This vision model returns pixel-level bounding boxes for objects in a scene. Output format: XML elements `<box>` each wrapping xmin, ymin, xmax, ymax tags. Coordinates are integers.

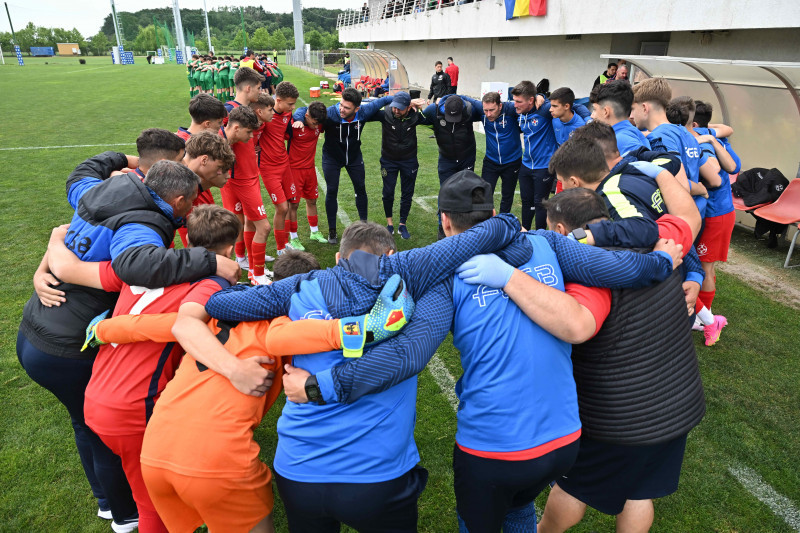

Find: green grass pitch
<box><xmin>0</xmin><ymin>56</ymin><xmax>798</xmax><ymax>532</ymax></box>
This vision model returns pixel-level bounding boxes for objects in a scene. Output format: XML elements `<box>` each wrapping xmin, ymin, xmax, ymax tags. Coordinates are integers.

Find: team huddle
<box><xmin>16</xmin><ymin>64</ymin><xmax>739</xmax><ymax>533</ymax></box>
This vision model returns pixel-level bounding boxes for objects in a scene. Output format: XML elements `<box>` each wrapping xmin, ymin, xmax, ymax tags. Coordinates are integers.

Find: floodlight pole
<box><xmin>240</xmin><ymin>7</ymin><xmax>247</xmax><ymax>50</ymax></box>
<box><xmin>293</xmin><ymin>0</ymin><xmax>304</xmax><ymax>52</ymax></box>
<box><xmin>109</xmin><ymin>0</ymin><xmax>122</xmax><ymax>49</ymax></box>
<box><xmin>4</xmin><ymin>2</ymin><xmax>16</xmax><ymax>44</ymax></box>
<box><xmin>202</xmin><ymin>0</ymin><xmax>212</xmax><ymax>53</ymax></box>
<box><xmin>172</xmin><ymin>0</ymin><xmax>186</xmax><ymax>54</ymax></box>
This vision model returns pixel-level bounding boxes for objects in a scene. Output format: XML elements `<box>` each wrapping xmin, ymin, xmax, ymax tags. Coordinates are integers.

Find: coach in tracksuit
<box><xmin>375</xmin><ymin>92</ymin><xmax>430</xmax><ymax>239</ymax></box>
<box><xmin>293</xmin><ymin>88</ymin><xmax>392</xmax><ymax>244</ymax></box>
<box><xmin>427</xmin><ymin>61</ymin><xmax>452</xmax><ymax>103</ymax></box>
<box><xmin>463</xmin><ymin>91</ymin><xmax>522</xmax><ymax>214</ymax></box>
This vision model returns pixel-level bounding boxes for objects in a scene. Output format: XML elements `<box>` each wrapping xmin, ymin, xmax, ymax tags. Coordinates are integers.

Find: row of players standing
<box><xmin>187</xmin><ymin>50</ymin><xmax>281</xmax><ymax>101</ymax></box>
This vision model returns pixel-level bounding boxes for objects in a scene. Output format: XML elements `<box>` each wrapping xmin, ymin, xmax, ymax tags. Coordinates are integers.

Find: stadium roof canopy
<box><xmin>344</xmin><ymin>48</ymin><xmax>410</xmax><ymax>94</ymax></box>
<box><xmin>605</xmin><ymin>55</ymin><xmax>800</xmax><ymax>180</ymax></box>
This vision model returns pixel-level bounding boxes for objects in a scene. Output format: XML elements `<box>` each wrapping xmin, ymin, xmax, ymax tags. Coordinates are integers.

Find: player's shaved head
<box><xmin>592</xmin><ymin>80</ymin><xmax>634</xmax><ymax>119</ymax></box>
<box><xmin>136</xmin><ymin>128</ymin><xmax>186</xmax><ymax>167</ymax></box>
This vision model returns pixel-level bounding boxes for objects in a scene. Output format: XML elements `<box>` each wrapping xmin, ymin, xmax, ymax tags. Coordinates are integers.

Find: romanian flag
<box><xmin>505</xmin><ymin>0</ymin><xmax>547</xmax><ymax>19</ymax></box>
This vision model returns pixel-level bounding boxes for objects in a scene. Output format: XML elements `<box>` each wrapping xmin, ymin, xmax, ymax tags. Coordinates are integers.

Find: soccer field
<box><xmin>0</xmin><ymin>56</ymin><xmax>798</xmax><ymax>532</ymax></box>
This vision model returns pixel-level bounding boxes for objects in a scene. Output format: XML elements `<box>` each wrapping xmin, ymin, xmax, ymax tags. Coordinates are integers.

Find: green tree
<box><xmin>305</xmin><ymin>29</ymin><xmax>323</xmax><ymax>50</ymax></box>
<box><xmin>250</xmin><ymin>27</ymin><xmax>271</xmax><ymax>50</ymax></box>
<box><xmin>270</xmin><ymin>29</ymin><xmax>287</xmax><ymax>51</ymax></box>
<box><xmin>89</xmin><ymin>31</ymin><xmax>110</xmax><ymax>55</ymax></box>
<box><xmin>132</xmin><ymin>25</ymin><xmax>158</xmax><ymax>54</ymax></box>
<box><xmin>323</xmin><ymin>32</ymin><xmax>342</xmax><ymax>51</ymax></box>
<box><xmin>230</xmin><ymin>28</ymin><xmax>247</xmax><ymax>52</ymax></box>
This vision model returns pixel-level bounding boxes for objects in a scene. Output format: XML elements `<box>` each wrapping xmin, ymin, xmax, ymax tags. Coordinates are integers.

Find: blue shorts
<box><xmin>556</xmin><ymin>434</ymin><xmax>687</xmax><ymax>515</ymax></box>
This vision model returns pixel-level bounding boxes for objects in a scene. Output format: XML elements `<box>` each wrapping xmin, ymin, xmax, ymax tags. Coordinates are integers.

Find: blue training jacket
<box><xmin>472</xmin><ymin>98</ymin><xmax>522</xmax><ymax>165</ymax></box>
<box><xmin>453</xmin><ymin>233</ymin><xmax>580</xmax><ymax>453</ymax></box>
<box><xmin>518</xmin><ymin>98</ymin><xmax>558</xmax><ymax>170</ymax></box>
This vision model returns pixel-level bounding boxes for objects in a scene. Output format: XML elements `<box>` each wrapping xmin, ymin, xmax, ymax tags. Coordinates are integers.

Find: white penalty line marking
<box><xmin>0</xmin><ymin>143</ymin><xmax>134</xmax><ymax>151</ymax></box>
<box><xmin>314</xmin><ymin>167</ymin><xmax>352</xmax><ymax>226</ymax></box>
<box><xmin>728</xmin><ymin>464</ymin><xmax>800</xmax><ymax>531</ymax></box>
<box><xmin>426</xmin><ymin>354</ymin><xmax>459</xmax><ymax>412</ymax></box>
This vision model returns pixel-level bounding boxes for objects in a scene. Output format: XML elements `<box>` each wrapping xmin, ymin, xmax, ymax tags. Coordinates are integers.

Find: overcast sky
<box><xmin>1</xmin><ymin>1</ymin><xmax>364</xmax><ymax>37</ymax></box>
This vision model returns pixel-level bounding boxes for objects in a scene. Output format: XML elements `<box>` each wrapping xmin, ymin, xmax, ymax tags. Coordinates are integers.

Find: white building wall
<box><xmin>382</xmin><ymin>34</ymin><xmax>613</xmax><ymax>99</ymax></box>
<box><xmin>667</xmin><ymin>29</ymin><xmax>800</xmax><ymax>62</ymax></box>
<box><xmin>341</xmin><ymin>0</ymin><xmax>800</xmax><ymax>44</ymax></box>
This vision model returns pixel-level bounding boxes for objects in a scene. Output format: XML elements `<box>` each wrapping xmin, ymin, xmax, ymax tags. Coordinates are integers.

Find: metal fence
<box><xmin>284</xmin><ymin>49</ymin><xmax>327</xmax><ymax>77</ymax></box>
<box><xmin>337</xmin><ymin>0</ymin><xmax>486</xmax><ymax>28</ymax></box>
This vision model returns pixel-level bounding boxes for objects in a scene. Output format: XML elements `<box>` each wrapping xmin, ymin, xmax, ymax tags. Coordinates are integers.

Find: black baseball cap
<box><xmin>439</xmin><ymin>170</ymin><xmax>494</xmax><ymax>213</ymax></box>
<box><xmin>444</xmin><ymin>96</ymin><xmax>464</xmax><ymax>123</ymax></box>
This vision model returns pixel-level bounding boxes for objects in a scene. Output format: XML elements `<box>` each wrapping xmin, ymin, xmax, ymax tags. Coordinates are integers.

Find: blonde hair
<box><xmin>632</xmin><ymin>77</ymin><xmax>672</xmax><ymax>109</ymax></box>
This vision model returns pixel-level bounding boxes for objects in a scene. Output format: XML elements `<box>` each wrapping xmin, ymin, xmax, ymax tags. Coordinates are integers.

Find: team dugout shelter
<box><xmin>345</xmin><ymin>48</ymin><xmax>411</xmax><ymax>95</ymax></box>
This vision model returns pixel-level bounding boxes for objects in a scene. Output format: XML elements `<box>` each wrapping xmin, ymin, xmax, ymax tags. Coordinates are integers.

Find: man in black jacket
<box><xmin>375</xmin><ymin>92</ymin><xmax>431</xmax><ymax>239</ymax></box>
<box><xmin>427</xmin><ymin>61</ymin><xmax>452</xmax><ymax>103</ymax></box>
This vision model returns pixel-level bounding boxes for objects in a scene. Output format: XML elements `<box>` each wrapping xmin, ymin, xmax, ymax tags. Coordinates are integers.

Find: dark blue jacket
<box><xmin>296</xmin><ymin>96</ymin><xmax>392</xmax><ymax>167</ymax></box>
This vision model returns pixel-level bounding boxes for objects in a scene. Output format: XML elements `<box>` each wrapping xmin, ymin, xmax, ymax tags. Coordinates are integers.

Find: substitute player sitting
<box><xmin>288</xmin><ymin>101</ymin><xmax>329</xmax><ymax>244</ymax></box>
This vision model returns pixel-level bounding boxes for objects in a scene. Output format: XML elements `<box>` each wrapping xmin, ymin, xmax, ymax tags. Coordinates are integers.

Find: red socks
<box><xmin>243</xmin><ymin>231</ymin><xmax>255</xmax><ymax>270</ymax></box>
<box><xmin>308</xmin><ymin>215</ymin><xmax>318</xmax><ymax>228</ymax></box>
<box><xmin>251</xmin><ymin>241</ymin><xmax>267</xmax><ymax>276</ymax></box>
<box><xmin>698</xmin><ymin>289</ymin><xmax>716</xmax><ymax>310</ymax></box>
<box><xmin>235</xmin><ymin>240</ymin><xmax>246</xmax><ymax>258</ymax></box>
<box><xmin>287</xmin><ymin>220</ymin><xmax>298</xmax><ymax>233</ymax></box>
<box><xmin>275</xmin><ymin>229</ymin><xmax>288</xmax><ymax>251</ymax></box>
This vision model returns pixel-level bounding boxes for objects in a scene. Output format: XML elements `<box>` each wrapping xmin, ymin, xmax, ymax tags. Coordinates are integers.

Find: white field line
<box><xmin>315</xmin><ymin>167</ymin><xmax>352</xmax><ymax>226</ymax></box>
<box><xmin>0</xmin><ymin>143</ymin><xmax>134</xmax><ymax>151</ymax></box>
<box><xmin>728</xmin><ymin>465</ymin><xmax>800</xmax><ymax>531</ymax></box>
<box><xmin>64</xmin><ymin>66</ymin><xmax>113</xmax><ymax>74</ymax></box>
<box><xmin>414</xmin><ymin>191</ymin><xmax>520</xmax><ymax>214</ymax></box>
<box><xmin>426</xmin><ymin>354</ymin><xmax>459</xmax><ymax>411</ymax></box>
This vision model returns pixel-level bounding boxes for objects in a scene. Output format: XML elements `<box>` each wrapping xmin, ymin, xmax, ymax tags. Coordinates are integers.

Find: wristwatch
<box><xmin>304</xmin><ymin>375</ymin><xmax>325</xmax><ymax>405</ymax></box>
<box><xmin>570</xmin><ymin>227</ymin><xmax>589</xmax><ymax>244</ymax></box>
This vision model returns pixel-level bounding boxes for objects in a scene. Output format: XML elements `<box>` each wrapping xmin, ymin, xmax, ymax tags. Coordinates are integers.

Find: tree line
<box><xmin>1</xmin><ymin>6</ymin><xmax>362</xmax><ymax>55</ymax></box>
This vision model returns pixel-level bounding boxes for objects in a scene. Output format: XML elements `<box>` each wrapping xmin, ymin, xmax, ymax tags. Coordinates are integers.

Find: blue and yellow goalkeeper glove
<box><xmin>81</xmin><ymin>310</ymin><xmax>110</xmax><ymax>352</ymax></box>
<box><xmin>339</xmin><ymin>274</ymin><xmax>415</xmax><ymax>358</ymax></box>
